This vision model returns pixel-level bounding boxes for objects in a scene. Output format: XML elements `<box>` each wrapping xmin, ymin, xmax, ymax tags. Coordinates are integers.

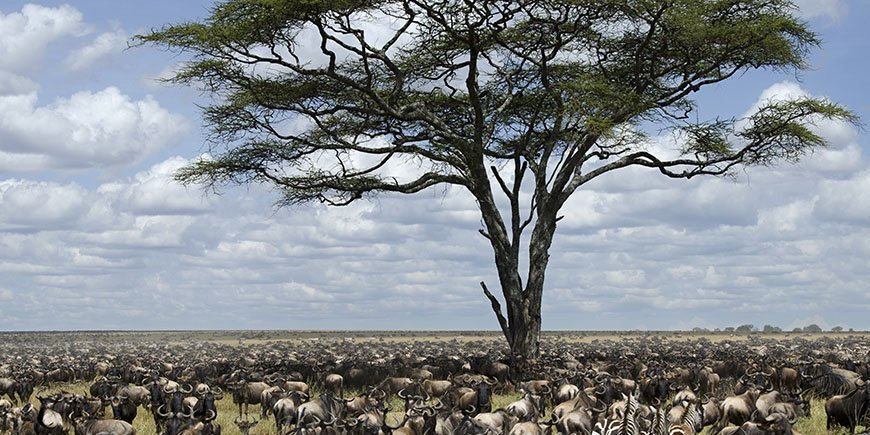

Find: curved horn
<box><xmin>157</xmin><ymin>404</ymin><xmax>170</xmax><ymax>418</ymax></box>
<box><xmin>397</xmin><ymin>388</ymin><xmax>409</xmax><ymax>400</ymax></box>
<box><xmin>541</xmin><ymin>384</ymin><xmax>552</xmax><ymax>395</ymax></box>
<box><xmin>180</xmin><ymin>383</ymin><xmax>193</xmax><ymax>394</ymax></box>
<box><xmin>591</xmin><ymin>400</ymin><xmax>607</xmax><ymax>414</ymax></box>
<box><xmin>205</xmin><ymin>409</ymin><xmax>216</xmax><ymax>421</ymax></box>
<box><xmin>484</xmin><ymin>376</ymin><xmax>497</xmax><ymax>386</ymax></box>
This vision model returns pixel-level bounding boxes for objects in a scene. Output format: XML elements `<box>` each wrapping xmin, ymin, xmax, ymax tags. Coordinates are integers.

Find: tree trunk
<box><xmin>509</xmin><ymin>303</ymin><xmax>541</xmax><ymax>360</ymax></box>
<box><xmin>482</xmin><ymin>279</ymin><xmax>541</xmax><ymax>365</ymax></box>
<box><xmin>480</xmin><ymin>216</ymin><xmax>554</xmax><ymax>365</ymax></box>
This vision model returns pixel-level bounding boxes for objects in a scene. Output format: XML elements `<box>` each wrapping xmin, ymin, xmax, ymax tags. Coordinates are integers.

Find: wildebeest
<box><xmin>233</xmin><ymin>417</ymin><xmax>258</xmax><ymax>435</ymax></box>
<box><xmin>34</xmin><ymin>396</ymin><xmax>65</xmax><ymax>435</ymax></box>
<box><xmin>179</xmin><ymin>420</ymin><xmax>221</xmax><ymax>435</ymax></box>
<box><xmin>72</xmin><ymin>413</ymin><xmax>136</xmax><ymax>435</ymax></box>
<box><xmin>0</xmin><ymin>379</ymin><xmax>17</xmax><ymax>404</ymax></box>
<box><xmin>226</xmin><ymin>381</ymin><xmax>270</xmax><ymax>417</ymax></box>
<box><xmin>324</xmin><ymin>374</ymin><xmax>344</xmax><ymax>398</ymax></box>
<box><xmin>377</xmin><ymin>377</ymin><xmax>415</xmax><ymax>398</ymax></box>
<box><xmin>296</xmin><ymin>394</ymin><xmax>346</xmax><ymax>428</ymax></box>
<box><xmin>420</xmin><ymin>379</ymin><xmax>453</xmax><ymax>398</ymax></box>
<box><xmin>712</xmin><ymin>388</ymin><xmax>762</xmax><ymax>433</ymax></box>
<box><xmin>272</xmin><ymin>390</ymin><xmax>308</xmax><ymax>433</ymax></box>
<box><xmin>825</xmin><ymin>380</ymin><xmax>870</xmax><ymax>433</ymax></box>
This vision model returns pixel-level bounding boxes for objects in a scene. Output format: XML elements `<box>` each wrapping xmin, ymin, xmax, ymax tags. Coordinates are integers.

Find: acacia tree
<box><xmin>139</xmin><ymin>0</ymin><xmax>854</xmax><ymax>360</ymax></box>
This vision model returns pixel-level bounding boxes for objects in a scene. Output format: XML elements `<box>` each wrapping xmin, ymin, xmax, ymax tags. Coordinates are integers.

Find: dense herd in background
<box><xmin>0</xmin><ymin>333</ymin><xmax>868</xmax><ymax>434</ymax></box>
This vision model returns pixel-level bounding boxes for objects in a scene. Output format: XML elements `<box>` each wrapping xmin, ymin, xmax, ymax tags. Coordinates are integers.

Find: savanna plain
<box><xmin>1</xmin><ymin>330</ymin><xmax>867</xmax><ymax>435</ymax></box>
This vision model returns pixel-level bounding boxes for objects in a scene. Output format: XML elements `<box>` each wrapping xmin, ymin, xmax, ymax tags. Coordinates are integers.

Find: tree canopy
<box><xmin>137</xmin><ymin>0</ymin><xmax>856</xmax><ymax>359</ymax></box>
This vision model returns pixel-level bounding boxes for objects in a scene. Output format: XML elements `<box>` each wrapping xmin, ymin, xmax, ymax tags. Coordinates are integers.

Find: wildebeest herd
<box><xmin>0</xmin><ymin>332</ymin><xmax>868</xmax><ymax>435</ymax></box>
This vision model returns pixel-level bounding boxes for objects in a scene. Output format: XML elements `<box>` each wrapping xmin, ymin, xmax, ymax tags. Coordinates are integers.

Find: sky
<box><xmin>1</xmin><ymin>1</ymin><xmax>869</xmax><ymax>332</ymax></box>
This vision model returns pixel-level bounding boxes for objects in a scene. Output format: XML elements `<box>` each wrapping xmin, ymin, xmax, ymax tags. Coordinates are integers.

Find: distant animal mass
<box><xmin>0</xmin><ymin>331</ymin><xmax>868</xmax><ymax>435</ymax></box>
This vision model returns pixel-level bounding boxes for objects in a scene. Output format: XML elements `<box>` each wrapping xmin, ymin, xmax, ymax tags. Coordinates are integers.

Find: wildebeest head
<box><xmin>472</xmin><ymin>377</ymin><xmax>496</xmax><ymax>413</ymax></box>
<box><xmin>233</xmin><ymin>416</ymin><xmax>258</xmax><ymax>435</ymax></box>
<box><xmin>398</xmin><ymin>385</ymin><xmax>429</xmax><ymax>414</ymax></box>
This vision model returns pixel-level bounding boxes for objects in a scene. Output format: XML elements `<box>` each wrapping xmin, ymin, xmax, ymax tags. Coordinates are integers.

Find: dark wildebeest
<box><xmin>227</xmin><ymin>381</ymin><xmax>270</xmax><ymax>417</ymax></box>
<box><xmin>825</xmin><ymin>380</ymin><xmax>870</xmax><ymax>433</ymax></box>
<box><xmin>72</xmin><ymin>413</ymin><xmax>136</xmax><ymax>435</ymax></box>
<box><xmin>296</xmin><ymin>394</ymin><xmax>345</xmax><ymax>428</ymax></box>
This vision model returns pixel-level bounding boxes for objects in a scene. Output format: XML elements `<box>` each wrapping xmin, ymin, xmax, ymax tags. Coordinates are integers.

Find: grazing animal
<box><xmin>296</xmin><ymin>394</ymin><xmax>346</xmax><ymax>428</ymax></box>
<box><xmin>506</xmin><ymin>393</ymin><xmax>541</xmax><ymax>422</ymax></box>
<box><xmin>34</xmin><ymin>396</ymin><xmax>65</xmax><ymax>435</ymax></box>
<box><xmin>474</xmin><ymin>409</ymin><xmax>517</xmax><ymax>435</ymax></box>
<box><xmin>421</xmin><ymin>379</ymin><xmax>453</xmax><ymax>398</ymax></box>
<box><xmin>825</xmin><ymin>380</ymin><xmax>870</xmax><ymax>433</ymax></box>
<box><xmin>179</xmin><ymin>421</ymin><xmax>221</xmax><ymax>435</ymax></box>
<box><xmin>713</xmin><ymin>388</ymin><xmax>762</xmax><ymax>432</ymax></box>
<box><xmin>324</xmin><ymin>374</ymin><xmax>344</xmax><ymax>398</ymax></box>
<box><xmin>227</xmin><ymin>381</ymin><xmax>270</xmax><ymax>417</ymax></box>
<box><xmin>233</xmin><ymin>417</ymin><xmax>258</xmax><ymax>435</ymax></box>
<box><xmin>551</xmin><ymin>408</ymin><xmax>593</xmax><ymax>435</ymax></box>
<box><xmin>110</xmin><ymin>395</ymin><xmax>138</xmax><ymax>425</ymax></box>
<box><xmin>73</xmin><ymin>413</ymin><xmax>136</xmax><ymax>435</ymax></box>
<box><xmin>272</xmin><ymin>391</ymin><xmax>307</xmax><ymax>433</ymax></box>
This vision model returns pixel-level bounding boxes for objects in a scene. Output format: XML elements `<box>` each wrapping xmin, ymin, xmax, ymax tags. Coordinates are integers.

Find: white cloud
<box><xmin>0</xmin><ymin>179</ymin><xmax>90</xmax><ymax>231</ymax></box>
<box><xmin>793</xmin><ymin>0</ymin><xmax>849</xmax><ymax>21</ymax></box>
<box><xmin>0</xmin><ymin>149</ymin><xmax>53</xmax><ymax>172</ymax></box>
<box><xmin>0</xmin><ymin>10</ymin><xmax>868</xmax><ymax>332</ymax></box>
<box><xmin>0</xmin><ymin>4</ymin><xmax>90</xmax><ymax>72</ymax></box>
<box><xmin>814</xmin><ymin>170</ymin><xmax>870</xmax><ymax>224</ymax></box>
<box><xmin>65</xmin><ymin>27</ymin><xmax>127</xmax><ymax>71</ymax></box>
<box><xmin>100</xmin><ymin>156</ymin><xmax>214</xmax><ymax>215</ymax></box>
<box><xmin>0</xmin><ymin>71</ymin><xmax>38</xmax><ymax>95</ymax></box>
<box><xmin>0</xmin><ymin>87</ymin><xmax>189</xmax><ymax>169</ymax></box>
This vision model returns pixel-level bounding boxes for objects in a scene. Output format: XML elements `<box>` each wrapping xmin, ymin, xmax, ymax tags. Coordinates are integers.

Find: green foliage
<box><xmin>137</xmin><ymin>0</ymin><xmax>858</xmax><ymax>356</ymax></box>
<box><xmin>137</xmin><ymin>0</ymin><xmax>856</xmax><ymax>205</ymax></box>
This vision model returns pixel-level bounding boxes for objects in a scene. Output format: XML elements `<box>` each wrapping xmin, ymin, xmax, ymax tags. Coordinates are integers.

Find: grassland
<box><xmin>7</xmin><ymin>330</ymin><xmax>868</xmax><ymax>434</ymax></box>
<box><xmin>33</xmin><ymin>382</ymin><xmax>862</xmax><ymax>435</ymax></box>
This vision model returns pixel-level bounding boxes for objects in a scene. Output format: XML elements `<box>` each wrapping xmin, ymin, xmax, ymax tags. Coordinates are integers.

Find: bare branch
<box><xmin>481</xmin><ymin>281</ymin><xmax>509</xmax><ymax>339</ymax></box>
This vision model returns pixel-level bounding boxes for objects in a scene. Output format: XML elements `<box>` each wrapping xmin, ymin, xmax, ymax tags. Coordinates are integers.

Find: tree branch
<box><xmin>481</xmin><ymin>281</ymin><xmax>510</xmax><ymax>339</ymax></box>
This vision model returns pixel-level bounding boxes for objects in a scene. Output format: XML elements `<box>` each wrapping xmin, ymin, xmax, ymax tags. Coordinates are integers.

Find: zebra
<box><xmin>594</xmin><ymin>391</ymin><xmax>642</xmax><ymax>435</ymax></box>
<box><xmin>667</xmin><ymin>399</ymin><xmax>704</xmax><ymax>435</ymax></box>
<box><xmin>644</xmin><ymin>402</ymin><xmax>668</xmax><ymax>435</ymax></box>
